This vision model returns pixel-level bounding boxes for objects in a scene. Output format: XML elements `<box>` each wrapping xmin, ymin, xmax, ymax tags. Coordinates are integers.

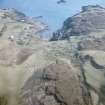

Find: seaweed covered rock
<box><xmin>21</xmin><ymin>61</ymin><xmax>89</xmax><ymax>105</ymax></box>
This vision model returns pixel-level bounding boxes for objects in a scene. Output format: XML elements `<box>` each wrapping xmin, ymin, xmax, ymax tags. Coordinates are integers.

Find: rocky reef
<box><xmin>0</xmin><ymin>5</ymin><xmax>105</xmax><ymax>105</ymax></box>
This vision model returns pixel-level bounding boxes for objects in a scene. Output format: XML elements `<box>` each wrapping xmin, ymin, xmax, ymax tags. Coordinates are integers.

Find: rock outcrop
<box><xmin>51</xmin><ymin>5</ymin><xmax>105</xmax><ymax>40</ymax></box>
<box><xmin>77</xmin><ymin>36</ymin><xmax>105</xmax><ymax>51</ymax></box>
<box><xmin>21</xmin><ymin>62</ymin><xmax>88</xmax><ymax>105</ymax></box>
<box><xmin>0</xmin><ymin>8</ymin><xmax>47</xmax><ymax>46</ymax></box>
